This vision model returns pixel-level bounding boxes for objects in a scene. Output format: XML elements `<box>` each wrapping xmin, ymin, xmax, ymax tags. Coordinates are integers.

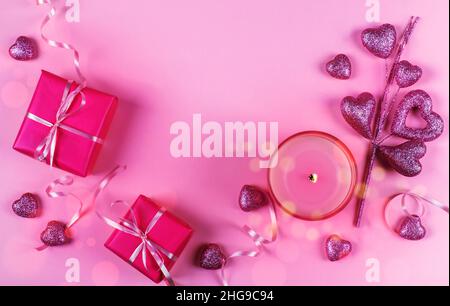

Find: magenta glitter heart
<box><xmin>9</xmin><ymin>36</ymin><xmax>38</xmax><ymax>61</ymax></box>
<box><xmin>12</xmin><ymin>193</ymin><xmax>39</xmax><ymax>218</ymax></box>
<box><xmin>378</xmin><ymin>140</ymin><xmax>426</xmax><ymax>177</ymax></box>
<box><xmin>397</xmin><ymin>215</ymin><xmax>426</xmax><ymax>240</ymax></box>
<box><xmin>326</xmin><ymin>54</ymin><xmax>351</xmax><ymax>80</ymax></box>
<box><xmin>395</xmin><ymin>60</ymin><xmax>422</xmax><ymax>88</ymax></box>
<box><xmin>40</xmin><ymin>221</ymin><xmax>71</xmax><ymax>246</ymax></box>
<box><xmin>392</xmin><ymin>90</ymin><xmax>444</xmax><ymax>142</ymax></box>
<box><xmin>198</xmin><ymin>243</ymin><xmax>226</xmax><ymax>270</ymax></box>
<box><xmin>238</xmin><ymin>185</ymin><xmax>268</xmax><ymax>212</ymax></box>
<box><xmin>325</xmin><ymin>235</ymin><xmax>352</xmax><ymax>261</ymax></box>
<box><xmin>361</xmin><ymin>24</ymin><xmax>397</xmax><ymax>59</ymax></box>
<box><xmin>341</xmin><ymin>92</ymin><xmax>376</xmax><ymax>139</ymax></box>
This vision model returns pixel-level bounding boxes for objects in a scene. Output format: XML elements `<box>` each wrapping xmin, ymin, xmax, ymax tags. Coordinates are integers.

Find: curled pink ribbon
<box><xmin>36</xmin><ymin>165</ymin><xmax>125</xmax><ymax>251</ymax></box>
<box><xmin>37</xmin><ymin>0</ymin><xmax>86</xmax><ymax>86</ymax></box>
<box><xmin>220</xmin><ymin>197</ymin><xmax>278</xmax><ymax>286</ymax></box>
<box><xmin>384</xmin><ymin>191</ymin><xmax>448</xmax><ymax>231</ymax></box>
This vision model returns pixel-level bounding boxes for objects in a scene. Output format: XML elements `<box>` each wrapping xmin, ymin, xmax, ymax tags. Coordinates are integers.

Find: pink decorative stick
<box><xmin>354</xmin><ymin>17</ymin><xmax>419</xmax><ymax>227</ymax></box>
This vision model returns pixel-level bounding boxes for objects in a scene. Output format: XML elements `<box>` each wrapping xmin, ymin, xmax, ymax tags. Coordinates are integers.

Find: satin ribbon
<box><xmin>91</xmin><ymin>166</ymin><xmax>177</xmax><ymax>286</ymax></box>
<box><xmin>36</xmin><ymin>165</ymin><xmax>126</xmax><ymax>251</ymax></box>
<box><xmin>384</xmin><ymin>191</ymin><xmax>449</xmax><ymax>231</ymax></box>
<box><xmin>37</xmin><ymin>0</ymin><xmax>86</xmax><ymax>86</ymax></box>
<box><xmin>220</xmin><ymin>197</ymin><xmax>278</xmax><ymax>286</ymax></box>
<box><xmin>29</xmin><ymin>81</ymin><xmax>103</xmax><ymax>166</ymax></box>
<box><xmin>97</xmin><ymin>203</ymin><xmax>177</xmax><ymax>286</ymax></box>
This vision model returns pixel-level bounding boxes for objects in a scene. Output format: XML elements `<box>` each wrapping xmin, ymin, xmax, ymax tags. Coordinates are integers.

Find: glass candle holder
<box><xmin>268</xmin><ymin>131</ymin><xmax>357</xmax><ymax>220</ymax></box>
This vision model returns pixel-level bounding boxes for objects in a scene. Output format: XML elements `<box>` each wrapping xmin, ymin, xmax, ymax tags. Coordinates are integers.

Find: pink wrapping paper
<box><xmin>13</xmin><ymin>70</ymin><xmax>118</xmax><ymax>177</ymax></box>
<box><xmin>104</xmin><ymin>195</ymin><xmax>193</xmax><ymax>283</ymax></box>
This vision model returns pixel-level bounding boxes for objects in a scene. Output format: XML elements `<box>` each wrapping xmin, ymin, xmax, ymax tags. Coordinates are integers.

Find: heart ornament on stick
<box><xmin>378</xmin><ymin>140</ymin><xmax>426</xmax><ymax>177</ymax></box>
<box><xmin>395</xmin><ymin>60</ymin><xmax>422</xmax><ymax>88</ymax></box>
<box><xmin>392</xmin><ymin>90</ymin><xmax>444</xmax><ymax>142</ymax></box>
<box><xmin>361</xmin><ymin>24</ymin><xmax>397</xmax><ymax>59</ymax></box>
<box><xmin>341</xmin><ymin>92</ymin><xmax>376</xmax><ymax>139</ymax></box>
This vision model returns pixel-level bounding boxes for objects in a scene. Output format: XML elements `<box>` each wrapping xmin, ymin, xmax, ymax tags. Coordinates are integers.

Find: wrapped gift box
<box><xmin>105</xmin><ymin>195</ymin><xmax>193</xmax><ymax>283</ymax></box>
<box><xmin>13</xmin><ymin>70</ymin><xmax>118</xmax><ymax>177</ymax></box>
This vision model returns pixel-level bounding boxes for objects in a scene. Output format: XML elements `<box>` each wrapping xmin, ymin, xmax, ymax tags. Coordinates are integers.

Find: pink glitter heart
<box><xmin>341</xmin><ymin>92</ymin><xmax>376</xmax><ymax>139</ymax></box>
<box><xmin>397</xmin><ymin>215</ymin><xmax>426</xmax><ymax>240</ymax></box>
<box><xmin>238</xmin><ymin>185</ymin><xmax>268</xmax><ymax>212</ymax></box>
<box><xmin>40</xmin><ymin>221</ymin><xmax>70</xmax><ymax>246</ymax></box>
<box><xmin>326</xmin><ymin>54</ymin><xmax>351</xmax><ymax>80</ymax></box>
<box><xmin>361</xmin><ymin>24</ymin><xmax>397</xmax><ymax>59</ymax></box>
<box><xmin>394</xmin><ymin>60</ymin><xmax>422</xmax><ymax>88</ymax></box>
<box><xmin>9</xmin><ymin>36</ymin><xmax>38</xmax><ymax>61</ymax></box>
<box><xmin>12</xmin><ymin>193</ymin><xmax>39</xmax><ymax>218</ymax></box>
<box><xmin>392</xmin><ymin>90</ymin><xmax>444</xmax><ymax>142</ymax></box>
<box><xmin>325</xmin><ymin>235</ymin><xmax>352</xmax><ymax>261</ymax></box>
<box><xmin>378</xmin><ymin>140</ymin><xmax>426</xmax><ymax>177</ymax></box>
<box><xmin>198</xmin><ymin>243</ymin><xmax>226</xmax><ymax>270</ymax></box>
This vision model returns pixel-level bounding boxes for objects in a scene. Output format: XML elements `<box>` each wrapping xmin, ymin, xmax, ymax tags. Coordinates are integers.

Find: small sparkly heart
<box><xmin>325</xmin><ymin>235</ymin><xmax>352</xmax><ymax>261</ymax></box>
<box><xmin>238</xmin><ymin>185</ymin><xmax>268</xmax><ymax>212</ymax></box>
<box><xmin>378</xmin><ymin>140</ymin><xmax>426</xmax><ymax>177</ymax></box>
<box><xmin>40</xmin><ymin>221</ymin><xmax>70</xmax><ymax>246</ymax></box>
<box><xmin>12</xmin><ymin>193</ymin><xmax>39</xmax><ymax>218</ymax></box>
<box><xmin>394</xmin><ymin>60</ymin><xmax>422</xmax><ymax>88</ymax></box>
<box><xmin>9</xmin><ymin>36</ymin><xmax>38</xmax><ymax>61</ymax></box>
<box><xmin>326</xmin><ymin>54</ymin><xmax>351</xmax><ymax>79</ymax></box>
<box><xmin>198</xmin><ymin>243</ymin><xmax>226</xmax><ymax>270</ymax></box>
<box><xmin>341</xmin><ymin>92</ymin><xmax>376</xmax><ymax>139</ymax></box>
<box><xmin>397</xmin><ymin>215</ymin><xmax>426</xmax><ymax>240</ymax></box>
<box><xmin>392</xmin><ymin>90</ymin><xmax>444</xmax><ymax>142</ymax></box>
<box><xmin>361</xmin><ymin>24</ymin><xmax>396</xmax><ymax>59</ymax></box>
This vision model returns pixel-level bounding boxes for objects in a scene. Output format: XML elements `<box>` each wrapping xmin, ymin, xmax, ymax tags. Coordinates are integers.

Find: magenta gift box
<box><xmin>105</xmin><ymin>195</ymin><xmax>193</xmax><ymax>283</ymax></box>
<box><xmin>13</xmin><ymin>70</ymin><xmax>118</xmax><ymax>177</ymax></box>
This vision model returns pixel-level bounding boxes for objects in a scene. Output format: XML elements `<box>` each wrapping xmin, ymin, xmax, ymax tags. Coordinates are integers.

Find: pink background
<box><xmin>0</xmin><ymin>0</ymin><xmax>448</xmax><ymax>285</ymax></box>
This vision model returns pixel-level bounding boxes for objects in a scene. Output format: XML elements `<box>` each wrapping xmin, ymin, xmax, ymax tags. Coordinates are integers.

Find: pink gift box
<box><xmin>105</xmin><ymin>195</ymin><xmax>193</xmax><ymax>283</ymax></box>
<box><xmin>13</xmin><ymin>70</ymin><xmax>118</xmax><ymax>177</ymax></box>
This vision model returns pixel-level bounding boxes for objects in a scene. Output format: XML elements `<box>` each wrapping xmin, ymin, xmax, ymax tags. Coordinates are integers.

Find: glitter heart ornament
<box><xmin>238</xmin><ymin>185</ymin><xmax>268</xmax><ymax>212</ymax></box>
<box><xmin>361</xmin><ymin>24</ymin><xmax>397</xmax><ymax>59</ymax></box>
<box><xmin>326</xmin><ymin>54</ymin><xmax>351</xmax><ymax>79</ymax></box>
<box><xmin>198</xmin><ymin>243</ymin><xmax>226</xmax><ymax>270</ymax></box>
<box><xmin>397</xmin><ymin>215</ymin><xmax>426</xmax><ymax>240</ymax></box>
<box><xmin>325</xmin><ymin>235</ymin><xmax>352</xmax><ymax>261</ymax></box>
<box><xmin>392</xmin><ymin>90</ymin><xmax>444</xmax><ymax>142</ymax></box>
<box><xmin>40</xmin><ymin>221</ymin><xmax>70</xmax><ymax>246</ymax></box>
<box><xmin>341</xmin><ymin>92</ymin><xmax>376</xmax><ymax>139</ymax></box>
<box><xmin>9</xmin><ymin>36</ymin><xmax>38</xmax><ymax>61</ymax></box>
<box><xmin>378</xmin><ymin>140</ymin><xmax>426</xmax><ymax>177</ymax></box>
<box><xmin>395</xmin><ymin>60</ymin><xmax>422</xmax><ymax>88</ymax></box>
<box><xmin>12</xmin><ymin>193</ymin><xmax>39</xmax><ymax>218</ymax></box>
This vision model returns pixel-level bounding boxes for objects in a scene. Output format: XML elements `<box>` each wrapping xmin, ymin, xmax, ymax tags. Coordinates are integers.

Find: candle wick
<box><xmin>309</xmin><ymin>173</ymin><xmax>318</xmax><ymax>183</ymax></box>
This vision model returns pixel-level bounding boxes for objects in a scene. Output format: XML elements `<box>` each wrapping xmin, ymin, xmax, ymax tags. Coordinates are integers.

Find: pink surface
<box><xmin>0</xmin><ymin>0</ymin><xmax>448</xmax><ymax>285</ymax></box>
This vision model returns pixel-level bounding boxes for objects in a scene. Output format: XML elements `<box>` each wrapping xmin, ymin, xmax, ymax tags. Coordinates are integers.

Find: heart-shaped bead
<box><xmin>341</xmin><ymin>92</ymin><xmax>376</xmax><ymax>139</ymax></box>
<box><xmin>9</xmin><ymin>36</ymin><xmax>38</xmax><ymax>61</ymax></box>
<box><xmin>325</xmin><ymin>235</ymin><xmax>352</xmax><ymax>261</ymax></box>
<box><xmin>361</xmin><ymin>24</ymin><xmax>397</xmax><ymax>59</ymax></box>
<box><xmin>392</xmin><ymin>90</ymin><xmax>444</xmax><ymax>142</ymax></box>
<box><xmin>40</xmin><ymin>221</ymin><xmax>70</xmax><ymax>246</ymax></box>
<box><xmin>198</xmin><ymin>243</ymin><xmax>226</xmax><ymax>270</ymax></box>
<box><xmin>238</xmin><ymin>185</ymin><xmax>268</xmax><ymax>212</ymax></box>
<box><xmin>378</xmin><ymin>140</ymin><xmax>426</xmax><ymax>177</ymax></box>
<box><xmin>12</xmin><ymin>193</ymin><xmax>39</xmax><ymax>218</ymax></box>
<box><xmin>394</xmin><ymin>60</ymin><xmax>422</xmax><ymax>88</ymax></box>
<box><xmin>326</xmin><ymin>54</ymin><xmax>351</xmax><ymax>79</ymax></box>
<box><xmin>397</xmin><ymin>215</ymin><xmax>426</xmax><ymax>240</ymax></box>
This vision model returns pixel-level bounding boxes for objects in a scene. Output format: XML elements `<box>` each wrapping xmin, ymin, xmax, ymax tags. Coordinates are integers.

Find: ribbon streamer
<box><xmin>220</xmin><ymin>197</ymin><xmax>278</xmax><ymax>286</ymax></box>
<box><xmin>37</xmin><ymin>0</ymin><xmax>86</xmax><ymax>86</ymax></box>
<box><xmin>384</xmin><ymin>191</ymin><xmax>449</xmax><ymax>232</ymax></box>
